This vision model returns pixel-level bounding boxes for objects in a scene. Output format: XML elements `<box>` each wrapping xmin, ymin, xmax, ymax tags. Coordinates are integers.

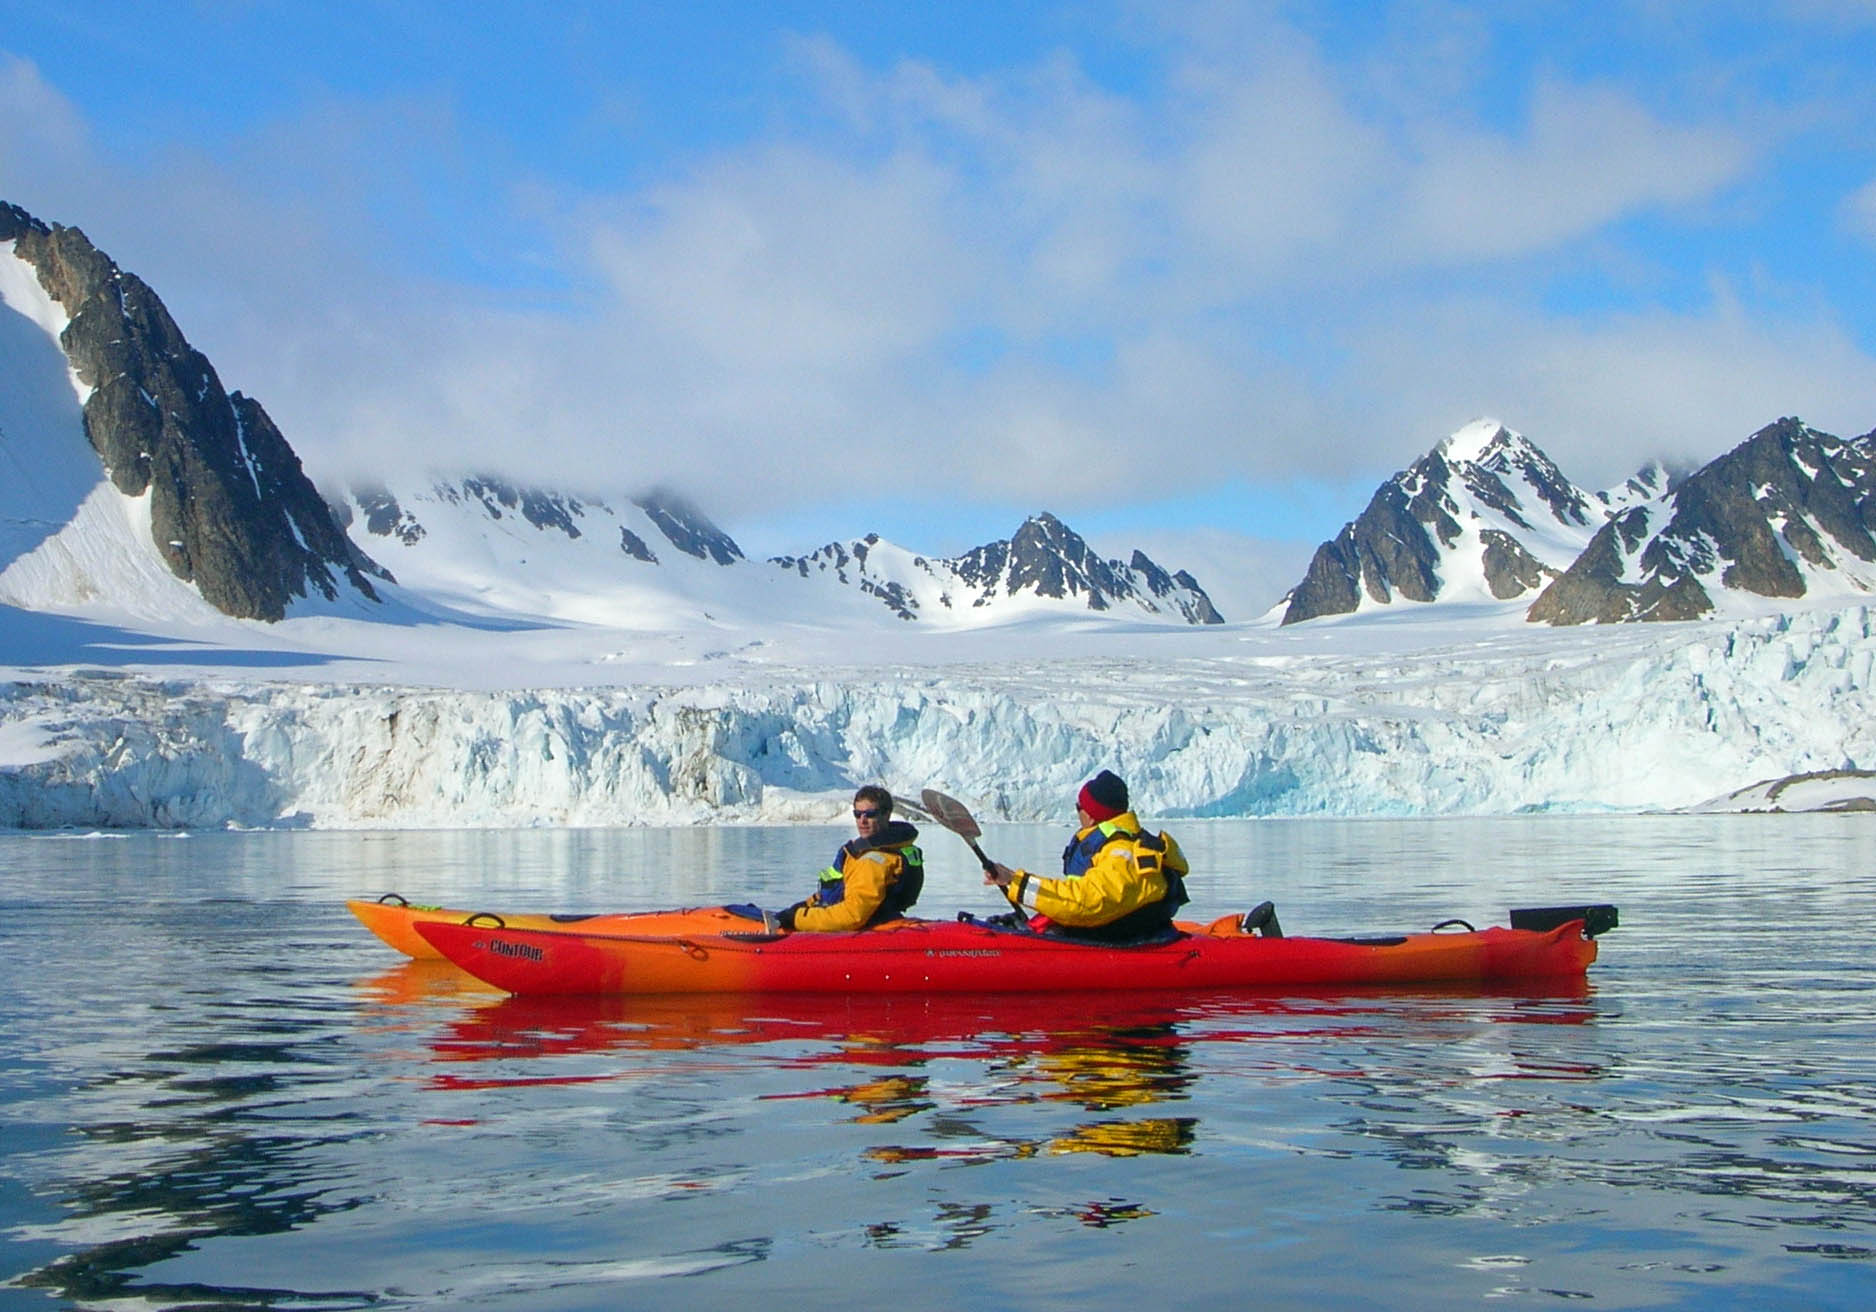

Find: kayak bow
<box><xmin>346</xmin><ymin>895</ymin><xmax>759</xmax><ymax>960</ymax></box>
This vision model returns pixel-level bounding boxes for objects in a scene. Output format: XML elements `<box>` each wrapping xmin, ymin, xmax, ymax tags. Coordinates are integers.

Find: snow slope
<box><xmin>1686</xmin><ymin>769</ymin><xmax>1876</xmax><ymax>813</ymax></box>
<box><xmin>1</xmin><ymin>241</ymin><xmax>100</xmax><ymax>572</ymax></box>
<box><xmin>333</xmin><ymin>480</ymin><xmax>813</xmax><ymax>631</ymax></box>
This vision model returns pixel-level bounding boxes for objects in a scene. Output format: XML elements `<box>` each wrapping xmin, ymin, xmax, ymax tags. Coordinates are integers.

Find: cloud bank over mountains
<box><xmin>3</xmin><ymin>6</ymin><xmax>1875</xmax><ymax>551</ymax></box>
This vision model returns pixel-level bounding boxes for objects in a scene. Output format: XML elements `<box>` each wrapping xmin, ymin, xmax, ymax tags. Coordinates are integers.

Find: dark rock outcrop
<box><xmin>1130</xmin><ymin>550</ymin><xmax>1226</xmax><ymax>625</ymax></box>
<box><xmin>618</xmin><ymin>528</ymin><xmax>657</xmax><ymax>563</ymax></box>
<box><xmin>3</xmin><ymin>200</ymin><xmax>388</xmax><ymax>620</ymax></box>
<box><xmin>1528</xmin><ymin>419</ymin><xmax>1876</xmax><ymax>624</ymax></box>
<box><xmin>344</xmin><ymin>485</ymin><xmax>425</xmax><ymax>546</ymax></box>
<box><xmin>954</xmin><ymin>513</ymin><xmax>1125</xmax><ymax>610</ymax></box>
<box><xmin>1478</xmin><ymin>529</ymin><xmax>1550</xmax><ymax>600</ymax></box>
<box><xmin>1282</xmin><ymin>480</ymin><xmax>1446</xmax><ymax>624</ymax></box>
<box><xmin>634</xmin><ymin>490</ymin><xmax>744</xmax><ymax>565</ymax></box>
<box><xmin>429</xmin><ymin>477</ymin><xmax>589</xmax><ymax>540</ymax></box>
<box><xmin>773</xmin><ymin>535</ymin><xmax>922</xmax><ymax>620</ymax></box>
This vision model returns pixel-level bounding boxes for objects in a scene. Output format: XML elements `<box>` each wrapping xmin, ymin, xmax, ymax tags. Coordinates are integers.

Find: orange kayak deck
<box><xmin>346</xmin><ymin>897</ymin><xmax>756</xmax><ymax>960</ymax></box>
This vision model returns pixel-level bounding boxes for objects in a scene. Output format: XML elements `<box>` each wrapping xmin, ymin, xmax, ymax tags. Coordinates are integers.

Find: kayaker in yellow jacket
<box><xmin>985</xmin><ymin>770</ymin><xmax>1188</xmax><ymax>942</ymax></box>
<box><xmin>776</xmin><ymin>785</ymin><xmax>925</xmax><ymax>932</ymax></box>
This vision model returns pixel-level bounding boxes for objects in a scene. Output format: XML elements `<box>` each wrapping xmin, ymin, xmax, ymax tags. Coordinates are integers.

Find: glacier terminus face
<box><xmin>2</xmin><ymin>605</ymin><xmax>1871</xmax><ymax>828</ymax></box>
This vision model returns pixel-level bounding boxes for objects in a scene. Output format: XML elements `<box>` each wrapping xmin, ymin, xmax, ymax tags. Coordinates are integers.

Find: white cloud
<box><xmin>3</xmin><ymin>12</ymin><xmax>1871</xmax><ymax>548</ymax></box>
<box><xmin>1167</xmin><ymin>41</ymin><xmax>1394</xmax><ymax>285</ymax></box>
<box><xmin>0</xmin><ymin>54</ymin><xmax>109</xmax><ymax>213</ymax></box>
<box><xmin>1841</xmin><ymin>177</ymin><xmax>1876</xmax><ymax>243</ymax></box>
<box><xmin>588</xmin><ymin>146</ymin><xmax>966</xmax><ymax>376</ymax></box>
<box><xmin>1343</xmin><ymin>284</ymin><xmax>1876</xmax><ymax>489</ymax></box>
<box><xmin>1395</xmin><ymin>78</ymin><xmax>1753</xmax><ymax>264</ymax></box>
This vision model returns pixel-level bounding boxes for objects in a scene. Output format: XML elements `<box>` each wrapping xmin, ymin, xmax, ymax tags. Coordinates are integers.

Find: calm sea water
<box><xmin>2</xmin><ymin>816</ymin><xmax>1873</xmax><ymax>1310</ymax></box>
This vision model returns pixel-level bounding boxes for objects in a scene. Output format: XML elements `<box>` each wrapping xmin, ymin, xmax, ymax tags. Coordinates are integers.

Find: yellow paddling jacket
<box><xmin>784</xmin><ymin>821</ymin><xmax>924</xmax><ymax>932</ymax></box>
<box><xmin>998</xmin><ymin>811</ymin><xmax>1188</xmax><ymax>941</ymax></box>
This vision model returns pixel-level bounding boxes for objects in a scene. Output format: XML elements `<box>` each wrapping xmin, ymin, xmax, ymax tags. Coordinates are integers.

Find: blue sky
<box><xmin>4</xmin><ymin>1</ymin><xmax>1876</xmax><ymax>610</ymax></box>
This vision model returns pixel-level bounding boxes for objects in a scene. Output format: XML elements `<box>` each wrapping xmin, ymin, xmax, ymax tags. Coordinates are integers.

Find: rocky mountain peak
<box><xmin>1527</xmin><ymin>417</ymin><xmax>1876</xmax><ymax>624</ymax></box>
<box><xmin>1281</xmin><ymin>420</ymin><xmax>1600</xmax><ymax>625</ymax></box>
<box><xmin>774</xmin><ymin>512</ymin><xmax>1223</xmax><ymax>624</ymax></box>
<box><xmin>2</xmin><ymin>199</ymin><xmax>388</xmax><ymax>621</ymax></box>
<box><xmin>1598</xmin><ymin>460</ymin><xmax>1677</xmax><ymax>513</ymax></box>
<box><xmin>1438</xmin><ymin>418</ymin><xmax>1515</xmax><ymax>464</ymax></box>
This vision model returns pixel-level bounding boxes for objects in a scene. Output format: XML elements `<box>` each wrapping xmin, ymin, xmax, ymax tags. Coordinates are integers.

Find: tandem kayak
<box><xmin>346</xmin><ymin>895</ymin><xmax>759</xmax><ymax>960</ymax></box>
<box><xmin>411</xmin><ymin>903</ymin><xmax>1617</xmax><ymax>996</ymax></box>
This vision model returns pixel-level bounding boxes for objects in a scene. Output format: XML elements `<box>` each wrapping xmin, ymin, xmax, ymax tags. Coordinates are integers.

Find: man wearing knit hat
<box><xmin>986</xmin><ymin>770</ymin><xmax>1189</xmax><ymax>942</ymax></box>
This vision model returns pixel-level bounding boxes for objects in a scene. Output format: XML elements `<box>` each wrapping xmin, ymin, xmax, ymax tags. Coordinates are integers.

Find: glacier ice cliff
<box><xmin>3</xmin><ymin>606</ymin><xmax>1873</xmax><ymax>829</ymax></box>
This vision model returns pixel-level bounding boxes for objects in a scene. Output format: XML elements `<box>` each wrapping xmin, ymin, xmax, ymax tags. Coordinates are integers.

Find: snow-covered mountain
<box><xmin>1</xmin><ymin>202</ymin><xmax>388</xmax><ymax>623</ymax></box>
<box><xmin>5</xmin><ymin>198</ymin><xmax>1222</xmax><ymax>634</ymax></box>
<box><xmin>6</xmin><ymin>198</ymin><xmax>1875</xmax><ymax>830</ymax></box>
<box><xmin>1279</xmin><ymin>420</ymin><xmax>1609</xmax><ymax>624</ymax></box>
<box><xmin>331</xmin><ymin>477</ymin><xmax>1225</xmax><ymax>630</ymax></box>
<box><xmin>329</xmin><ymin>479</ymin><xmax>765</xmax><ymax>629</ymax></box>
<box><xmin>773</xmin><ymin>512</ymin><xmax>1222</xmax><ymax>624</ymax></box>
<box><xmin>1528</xmin><ymin>417</ymin><xmax>1876</xmax><ymax>624</ymax></box>
<box><xmin>1280</xmin><ymin>417</ymin><xmax>1876</xmax><ymax>626</ymax></box>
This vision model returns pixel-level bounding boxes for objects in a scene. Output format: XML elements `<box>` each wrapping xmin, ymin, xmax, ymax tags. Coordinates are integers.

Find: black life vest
<box><xmin>816</xmin><ymin>820</ymin><xmax>924</xmax><ymax>926</ymax></box>
<box><xmin>1054</xmin><ymin>821</ymin><xmax>1189</xmax><ymax>944</ymax></box>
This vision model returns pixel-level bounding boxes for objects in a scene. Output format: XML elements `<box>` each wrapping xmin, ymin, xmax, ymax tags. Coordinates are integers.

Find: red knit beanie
<box><xmin>1077</xmin><ymin>770</ymin><xmax>1129</xmax><ymax>822</ymax></box>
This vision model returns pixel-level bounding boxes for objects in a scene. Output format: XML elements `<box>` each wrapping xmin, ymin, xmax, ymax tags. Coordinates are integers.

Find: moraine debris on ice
<box><xmin>1687</xmin><ymin>769</ymin><xmax>1876</xmax><ymax>814</ymax></box>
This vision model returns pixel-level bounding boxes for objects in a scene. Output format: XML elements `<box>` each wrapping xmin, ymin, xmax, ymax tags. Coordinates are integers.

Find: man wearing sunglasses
<box><xmin>771</xmin><ymin>785</ymin><xmax>925</xmax><ymax>932</ymax></box>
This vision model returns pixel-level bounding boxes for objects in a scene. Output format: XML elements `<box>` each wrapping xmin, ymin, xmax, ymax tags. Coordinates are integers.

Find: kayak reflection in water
<box><xmin>768</xmin><ymin>785</ymin><xmax>925</xmax><ymax>933</ymax></box>
<box><xmin>1031</xmin><ymin>1024</ymin><xmax>1195</xmax><ymax>1109</ymax></box>
<box><xmin>985</xmin><ymin>770</ymin><xmax>1192</xmax><ymax>942</ymax></box>
<box><xmin>864</xmin><ymin>1019</ymin><xmax>1202</xmax><ymax>1163</ymax></box>
<box><xmin>1050</xmin><ymin>1117</ymin><xmax>1198</xmax><ymax>1157</ymax></box>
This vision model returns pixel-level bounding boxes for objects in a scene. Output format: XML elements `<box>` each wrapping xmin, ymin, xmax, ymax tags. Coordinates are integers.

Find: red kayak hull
<box><xmin>415</xmin><ymin>913</ymin><xmax>1600</xmax><ymax>996</ymax></box>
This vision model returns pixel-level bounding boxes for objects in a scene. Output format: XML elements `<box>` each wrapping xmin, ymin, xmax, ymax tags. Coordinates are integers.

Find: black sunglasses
<box><xmin>852</xmin><ymin>807</ymin><xmax>884</xmax><ymax>819</ymax></box>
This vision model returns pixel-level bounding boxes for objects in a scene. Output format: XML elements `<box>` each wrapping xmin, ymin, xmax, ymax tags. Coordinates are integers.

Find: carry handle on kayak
<box><xmin>919</xmin><ymin>788</ymin><xmax>998</xmax><ymax>873</ymax></box>
<box><xmin>1509</xmin><ymin>904</ymin><xmax>1619</xmax><ymax>938</ymax></box>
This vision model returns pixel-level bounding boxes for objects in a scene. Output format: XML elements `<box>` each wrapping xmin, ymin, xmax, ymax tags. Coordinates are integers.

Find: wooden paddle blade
<box><xmin>919</xmin><ymin>788</ymin><xmax>983</xmax><ymax>841</ymax></box>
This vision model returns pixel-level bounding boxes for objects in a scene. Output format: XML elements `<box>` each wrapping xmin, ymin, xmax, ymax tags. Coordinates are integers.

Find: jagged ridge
<box><xmin>774</xmin><ymin>512</ymin><xmax>1223</xmax><ymax>624</ymax></box>
<box><xmin>338</xmin><ymin>477</ymin><xmax>1222</xmax><ymax>627</ymax></box>
<box><xmin>1528</xmin><ymin>418</ymin><xmax>1876</xmax><ymax>624</ymax></box>
<box><xmin>1281</xmin><ymin>417</ymin><xmax>1876</xmax><ymax>626</ymax></box>
<box><xmin>1281</xmin><ymin>421</ymin><xmax>1604</xmax><ymax>624</ymax></box>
